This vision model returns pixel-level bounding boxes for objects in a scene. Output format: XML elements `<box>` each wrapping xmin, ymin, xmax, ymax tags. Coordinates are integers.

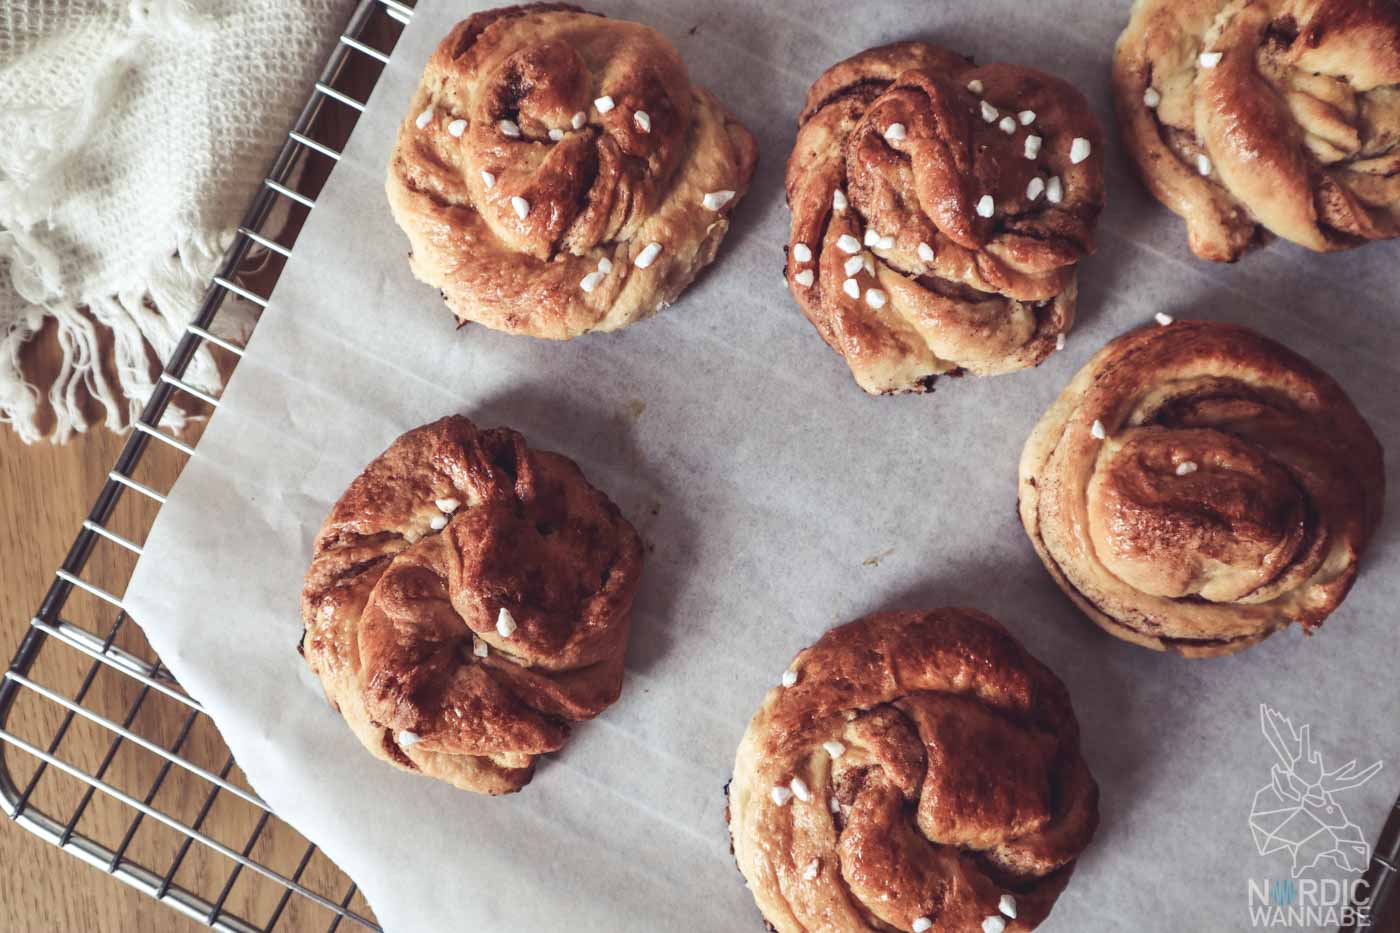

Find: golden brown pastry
<box><xmin>1113</xmin><ymin>0</ymin><xmax>1400</xmax><ymax>262</ymax></box>
<box><xmin>728</xmin><ymin>609</ymin><xmax>1098</xmax><ymax>933</ymax></box>
<box><xmin>301</xmin><ymin>415</ymin><xmax>642</xmax><ymax>794</ymax></box>
<box><xmin>386</xmin><ymin>3</ymin><xmax>757</xmax><ymax>339</ymax></box>
<box><xmin>785</xmin><ymin>42</ymin><xmax>1105</xmax><ymax>395</ymax></box>
<box><xmin>1019</xmin><ymin>320</ymin><xmax>1384</xmax><ymax>658</ymax></box>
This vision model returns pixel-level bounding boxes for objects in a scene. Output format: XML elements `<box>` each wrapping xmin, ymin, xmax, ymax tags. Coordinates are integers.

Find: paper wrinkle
<box><xmin>124</xmin><ymin>3</ymin><xmax>1400</xmax><ymax>932</ymax></box>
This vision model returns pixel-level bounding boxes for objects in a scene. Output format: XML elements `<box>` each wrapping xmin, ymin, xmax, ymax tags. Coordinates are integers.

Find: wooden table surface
<box><xmin>1</xmin><ymin>321</ymin><xmax>208</xmax><ymax>932</ymax></box>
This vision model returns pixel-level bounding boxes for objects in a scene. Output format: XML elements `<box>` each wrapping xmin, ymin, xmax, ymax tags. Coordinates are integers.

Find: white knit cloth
<box><xmin>0</xmin><ymin>0</ymin><xmax>346</xmax><ymax>442</ymax></box>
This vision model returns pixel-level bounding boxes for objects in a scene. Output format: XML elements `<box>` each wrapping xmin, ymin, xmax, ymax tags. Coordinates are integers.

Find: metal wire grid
<box><xmin>0</xmin><ymin>1</ymin><xmax>417</xmax><ymax>929</ymax></box>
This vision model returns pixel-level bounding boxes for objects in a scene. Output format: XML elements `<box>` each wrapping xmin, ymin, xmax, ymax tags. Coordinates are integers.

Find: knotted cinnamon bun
<box><xmin>728</xmin><ymin>609</ymin><xmax>1098</xmax><ymax>933</ymax></box>
<box><xmin>301</xmin><ymin>415</ymin><xmax>642</xmax><ymax>794</ymax></box>
<box><xmin>785</xmin><ymin>42</ymin><xmax>1105</xmax><ymax>395</ymax></box>
<box><xmin>1019</xmin><ymin>320</ymin><xmax>1384</xmax><ymax>657</ymax></box>
<box><xmin>1114</xmin><ymin>0</ymin><xmax>1400</xmax><ymax>261</ymax></box>
<box><xmin>387</xmin><ymin>3</ymin><xmax>757</xmax><ymax>338</ymax></box>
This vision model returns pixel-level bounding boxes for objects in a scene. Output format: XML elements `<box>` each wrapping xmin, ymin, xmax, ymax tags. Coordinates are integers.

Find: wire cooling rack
<box><xmin>0</xmin><ymin>1</ymin><xmax>416</xmax><ymax>929</ymax></box>
<box><xmin>3</xmin><ymin>0</ymin><xmax>1399</xmax><ymax>931</ymax></box>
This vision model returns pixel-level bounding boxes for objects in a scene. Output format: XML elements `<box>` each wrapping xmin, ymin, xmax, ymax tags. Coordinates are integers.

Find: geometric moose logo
<box><xmin>1249</xmin><ymin>705</ymin><xmax>1382</xmax><ymax>878</ymax></box>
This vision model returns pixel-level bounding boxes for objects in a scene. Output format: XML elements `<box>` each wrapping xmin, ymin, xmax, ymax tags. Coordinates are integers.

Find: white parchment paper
<box><xmin>124</xmin><ymin>2</ymin><xmax>1400</xmax><ymax>930</ymax></box>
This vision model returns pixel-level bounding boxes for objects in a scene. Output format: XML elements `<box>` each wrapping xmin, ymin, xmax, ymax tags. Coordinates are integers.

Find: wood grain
<box><xmin>1</xmin><ymin>319</ymin><xmax>207</xmax><ymax>933</ymax></box>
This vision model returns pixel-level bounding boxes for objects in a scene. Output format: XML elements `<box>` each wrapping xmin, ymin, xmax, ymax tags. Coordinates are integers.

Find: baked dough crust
<box><xmin>301</xmin><ymin>415</ymin><xmax>642</xmax><ymax>794</ymax></box>
<box><xmin>785</xmin><ymin>42</ymin><xmax>1104</xmax><ymax>395</ymax></box>
<box><xmin>728</xmin><ymin>609</ymin><xmax>1098</xmax><ymax>933</ymax></box>
<box><xmin>387</xmin><ymin>3</ymin><xmax>757</xmax><ymax>338</ymax></box>
<box><xmin>1113</xmin><ymin>0</ymin><xmax>1400</xmax><ymax>261</ymax></box>
<box><xmin>1019</xmin><ymin>320</ymin><xmax>1384</xmax><ymax>657</ymax></box>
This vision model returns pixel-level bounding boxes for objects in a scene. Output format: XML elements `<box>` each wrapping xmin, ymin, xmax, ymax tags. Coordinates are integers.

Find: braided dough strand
<box><xmin>301</xmin><ymin>416</ymin><xmax>642</xmax><ymax>794</ymax></box>
<box><xmin>1114</xmin><ymin>0</ymin><xmax>1400</xmax><ymax>261</ymax></box>
<box><xmin>729</xmin><ymin>609</ymin><xmax>1098</xmax><ymax>933</ymax></box>
<box><xmin>388</xmin><ymin>3</ymin><xmax>757</xmax><ymax>338</ymax></box>
<box><xmin>1019</xmin><ymin>321</ymin><xmax>1384</xmax><ymax>657</ymax></box>
<box><xmin>785</xmin><ymin>43</ymin><xmax>1104</xmax><ymax>395</ymax></box>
